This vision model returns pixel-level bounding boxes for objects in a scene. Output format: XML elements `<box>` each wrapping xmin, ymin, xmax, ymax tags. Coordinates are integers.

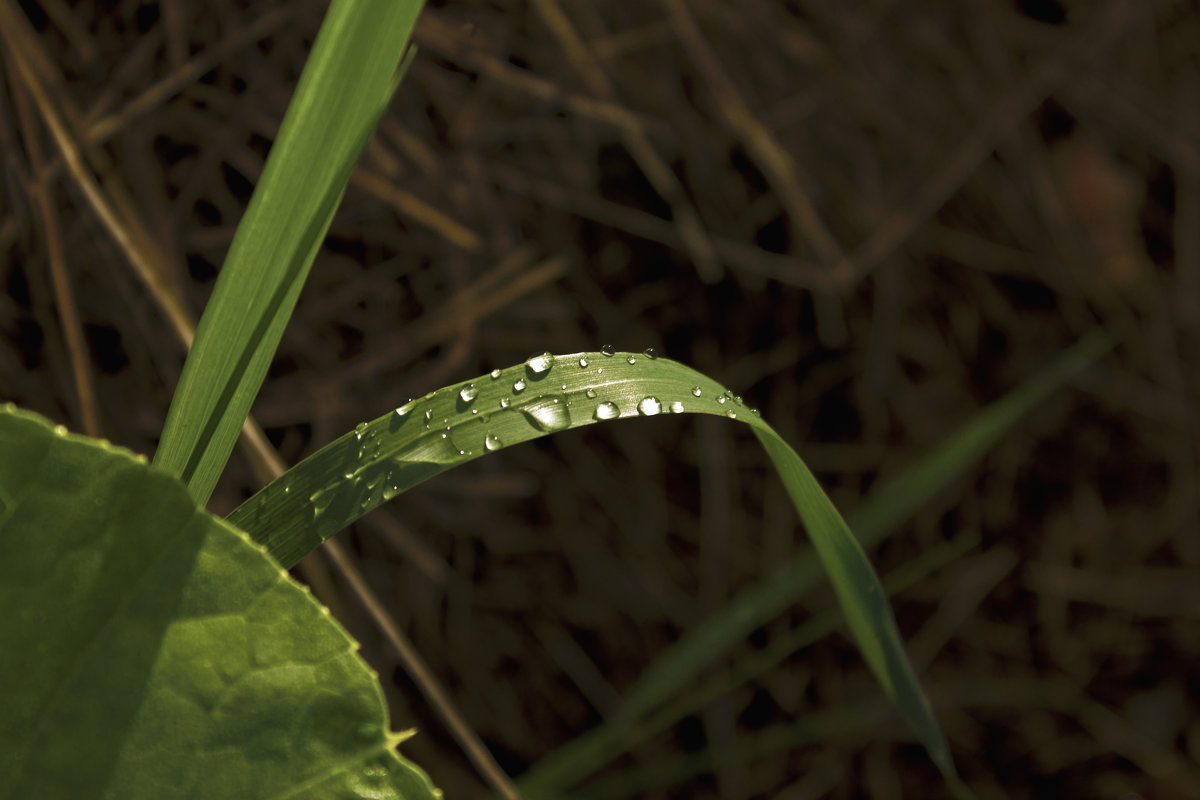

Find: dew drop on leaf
<box><xmin>526</xmin><ymin>351</ymin><xmax>553</xmax><ymax>374</ymax></box>
<box><xmin>670</xmin><ymin>400</ymin><xmax>685</xmax><ymax>413</ymax></box>
<box><xmin>500</xmin><ymin>397</ymin><xmax>510</xmax><ymax>408</ymax></box>
<box><xmin>354</xmin><ymin>422</ymin><xmax>368</xmax><ymax>439</ymax></box>
<box><xmin>594</xmin><ymin>401</ymin><xmax>619</xmax><ymax>420</ymax></box>
<box><xmin>578</xmin><ymin>357</ymin><xmax>589</xmax><ymax>368</ymax></box>
<box><xmin>600</xmin><ymin>344</ymin><xmax>616</xmax><ymax>356</ymax></box>
<box><xmin>395</xmin><ymin>398</ymin><xmax>415</xmax><ymax>416</ymax></box>
<box><xmin>643</xmin><ymin>347</ymin><xmax>657</xmax><ymax>359</ymax></box>
<box><xmin>626</xmin><ymin>356</ymin><xmax>637</xmax><ymax>365</ymax></box>
<box><xmin>692</xmin><ymin>386</ymin><xmax>702</xmax><ymax>397</ymax></box>
<box><xmin>490</xmin><ymin>368</ymin><xmax>502</xmax><ymax>379</ymax></box>
<box><xmin>459</xmin><ymin>383</ymin><xmax>478</xmax><ymax>402</ymax></box>
<box><xmin>484</xmin><ymin>433</ymin><xmax>502</xmax><ymax>451</ymax></box>
<box><xmin>513</xmin><ymin>378</ymin><xmax>527</xmax><ymax>393</ymax></box>
<box><xmin>726</xmin><ymin>409</ymin><xmax>738</xmax><ymax>419</ymax></box>
<box><xmin>522</xmin><ymin>397</ymin><xmax>571</xmax><ymax>431</ymax></box>
<box><xmin>585</xmin><ymin>388</ymin><xmax>597</xmax><ymax>399</ymax></box>
<box><xmin>638</xmin><ymin>397</ymin><xmax>662</xmax><ymax>416</ymax></box>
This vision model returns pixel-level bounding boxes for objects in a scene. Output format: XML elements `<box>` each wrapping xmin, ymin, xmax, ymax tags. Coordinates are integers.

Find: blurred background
<box><xmin>2</xmin><ymin>0</ymin><xmax>1198</xmax><ymax>797</ymax></box>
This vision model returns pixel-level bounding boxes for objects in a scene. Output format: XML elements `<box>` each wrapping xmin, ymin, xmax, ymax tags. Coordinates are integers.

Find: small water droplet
<box><xmin>500</xmin><ymin>397</ymin><xmax>511</xmax><ymax>408</ymax></box>
<box><xmin>560</xmin><ymin>384</ymin><xmax>568</xmax><ymax>391</ymax></box>
<box><xmin>638</xmin><ymin>397</ymin><xmax>662</xmax><ymax>416</ymax></box>
<box><xmin>395</xmin><ymin>398</ymin><xmax>416</xmax><ymax>416</ymax></box>
<box><xmin>513</xmin><ymin>378</ymin><xmax>526</xmax><ymax>393</ymax></box>
<box><xmin>594</xmin><ymin>401</ymin><xmax>620</xmax><ymax>420</ymax></box>
<box><xmin>717</xmin><ymin>396</ymin><xmax>727</xmax><ymax>404</ymax></box>
<box><xmin>691</xmin><ymin>386</ymin><xmax>702</xmax><ymax>397</ymax></box>
<box><xmin>484</xmin><ymin>433</ymin><xmax>502</xmax><ymax>451</ymax></box>
<box><xmin>490</xmin><ymin>368</ymin><xmax>502</xmax><ymax>379</ymax></box>
<box><xmin>726</xmin><ymin>409</ymin><xmax>738</xmax><ymax>419</ymax></box>
<box><xmin>53</xmin><ymin>424</ymin><xmax>67</xmax><ymax>436</ymax></box>
<box><xmin>526</xmin><ymin>351</ymin><xmax>553</xmax><ymax>374</ymax></box>
<box><xmin>459</xmin><ymin>383</ymin><xmax>478</xmax><ymax>402</ymax></box>
<box><xmin>585</xmin><ymin>388</ymin><xmax>597</xmax><ymax>399</ymax></box>
<box><xmin>600</xmin><ymin>344</ymin><xmax>616</xmax><ymax>356</ymax></box>
<box><xmin>424</xmin><ymin>409</ymin><xmax>433</xmax><ymax>426</ymax></box>
<box><xmin>670</xmin><ymin>400</ymin><xmax>685</xmax><ymax>413</ymax></box>
<box><xmin>522</xmin><ymin>397</ymin><xmax>571</xmax><ymax>431</ymax></box>
<box><xmin>471</xmin><ymin>408</ymin><xmax>478</xmax><ymax>415</ymax></box>
<box><xmin>751</xmin><ymin>407</ymin><xmax>761</xmax><ymax>417</ymax></box>
<box><xmin>626</xmin><ymin>356</ymin><xmax>637</xmax><ymax>365</ymax></box>
<box><xmin>578</xmin><ymin>357</ymin><xmax>589</xmax><ymax>368</ymax></box>
<box><xmin>354</xmin><ymin>422</ymin><xmax>368</xmax><ymax>439</ymax></box>
<box><xmin>643</xmin><ymin>347</ymin><xmax>657</xmax><ymax>359</ymax></box>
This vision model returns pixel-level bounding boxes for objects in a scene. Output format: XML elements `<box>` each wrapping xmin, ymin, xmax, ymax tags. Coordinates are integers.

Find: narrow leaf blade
<box><xmin>153</xmin><ymin>0</ymin><xmax>424</xmax><ymax>504</ymax></box>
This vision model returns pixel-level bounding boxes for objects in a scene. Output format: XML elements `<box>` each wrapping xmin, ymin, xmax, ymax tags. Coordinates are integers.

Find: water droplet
<box><xmin>717</xmin><ymin>396</ymin><xmax>727</xmax><ymax>404</ymax></box>
<box><xmin>751</xmin><ymin>407</ymin><xmax>761</xmax><ymax>417</ymax></box>
<box><xmin>395</xmin><ymin>398</ymin><xmax>416</xmax><ymax>416</ymax></box>
<box><xmin>578</xmin><ymin>357</ymin><xmax>589</xmax><ymax>368</ymax></box>
<box><xmin>526</xmin><ymin>351</ymin><xmax>553</xmax><ymax>374</ymax></box>
<box><xmin>471</xmin><ymin>408</ymin><xmax>478</xmax><ymax>415</ymax></box>
<box><xmin>424</xmin><ymin>390</ymin><xmax>437</xmax><ymax>399</ymax></box>
<box><xmin>726</xmin><ymin>409</ymin><xmax>738</xmax><ymax>419</ymax></box>
<box><xmin>600</xmin><ymin>344</ymin><xmax>616</xmax><ymax>356</ymax></box>
<box><xmin>424</xmin><ymin>409</ymin><xmax>433</xmax><ymax>426</ymax></box>
<box><xmin>53</xmin><ymin>424</ymin><xmax>67</xmax><ymax>436</ymax></box>
<box><xmin>522</xmin><ymin>397</ymin><xmax>571</xmax><ymax>431</ymax></box>
<box><xmin>594</xmin><ymin>401</ymin><xmax>620</xmax><ymax>420</ymax></box>
<box><xmin>383</xmin><ymin>484</ymin><xmax>400</xmax><ymax>500</ymax></box>
<box><xmin>638</xmin><ymin>397</ymin><xmax>662</xmax><ymax>416</ymax></box>
<box><xmin>459</xmin><ymin>383</ymin><xmax>478</xmax><ymax>402</ymax></box>
<box><xmin>626</xmin><ymin>356</ymin><xmax>637</xmax><ymax>365</ymax></box>
<box><xmin>585</xmin><ymin>388</ymin><xmax>597</xmax><ymax>399</ymax></box>
<box><xmin>354</xmin><ymin>422</ymin><xmax>368</xmax><ymax>439</ymax></box>
<box><xmin>670</xmin><ymin>400</ymin><xmax>685</xmax><ymax>413</ymax></box>
<box><xmin>484</xmin><ymin>433</ymin><xmax>502</xmax><ymax>451</ymax></box>
<box><xmin>500</xmin><ymin>397</ymin><xmax>510</xmax><ymax>408</ymax></box>
<box><xmin>490</xmin><ymin>368</ymin><xmax>502</xmax><ymax>379</ymax></box>
<box><xmin>643</xmin><ymin>347</ymin><xmax>657</xmax><ymax>359</ymax></box>
<box><xmin>691</xmin><ymin>386</ymin><xmax>702</xmax><ymax>397</ymax></box>
<box><xmin>513</xmin><ymin>378</ymin><xmax>526</xmax><ymax>393</ymax></box>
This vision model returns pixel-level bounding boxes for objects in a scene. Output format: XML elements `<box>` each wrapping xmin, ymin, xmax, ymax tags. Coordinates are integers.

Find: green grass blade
<box><xmin>519</xmin><ymin>330</ymin><xmax>1112</xmax><ymax>796</ymax></box>
<box><xmin>228</xmin><ymin>350</ymin><xmax>953</xmax><ymax>779</ymax></box>
<box><xmin>153</xmin><ymin>0</ymin><xmax>424</xmax><ymax>504</ymax></box>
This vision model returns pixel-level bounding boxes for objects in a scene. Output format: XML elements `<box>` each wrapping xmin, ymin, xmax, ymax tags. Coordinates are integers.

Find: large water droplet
<box><xmin>490</xmin><ymin>368</ymin><xmax>502</xmax><ymax>379</ymax></box>
<box><xmin>600</xmin><ymin>344</ymin><xmax>616</xmax><ymax>356</ymax></box>
<box><xmin>717</xmin><ymin>395</ymin><xmax>727</xmax><ymax>404</ymax></box>
<box><xmin>484</xmin><ymin>433</ymin><xmax>502</xmax><ymax>451</ymax></box>
<box><xmin>395</xmin><ymin>398</ymin><xmax>415</xmax><ymax>416</ymax></box>
<box><xmin>691</xmin><ymin>386</ymin><xmax>702</xmax><ymax>397</ymax></box>
<box><xmin>643</xmin><ymin>347</ymin><xmax>657</xmax><ymax>359</ymax></box>
<box><xmin>522</xmin><ymin>397</ymin><xmax>571</xmax><ymax>431</ymax></box>
<box><xmin>670</xmin><ymin>400</ymin><xmax>685</xmax><ymax>414</ymax></box>
<box><xmin>526</xmin><ymin>351</ymin><xmax>553</xmax><ymax>374</ymax></box>
<box><xmin>638</xmin><ymin>397</ymin><xmax>662</xmax><ymax>416</ymax></box>
<box><xmin>459</xmin><ymin>383</ymin><xmax>478</xmax><ymax>402</ymax></box>
<box><xmin>513</xmin><ymin>378</ymin><xmax>527</xmax><ymax>393</ymax></box>
<box><xmin>594</xmin><ymin>401</ymin><xmax>619</xmax><ymax>420</ymax></box>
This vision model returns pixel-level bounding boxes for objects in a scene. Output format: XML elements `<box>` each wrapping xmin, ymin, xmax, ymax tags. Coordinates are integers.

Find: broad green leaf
<box><xmin>228</xmin><ymin>350</ymin><xmax>954</xmax><ymax>780</ymax></box>
<box><xmin>153</xmin><ymin>0</ymin><xmax>425</xmax><ymax>505</ymax></box>
<box><xmin>519</xmin><ymin>330</ymin><xmax>1112</xmax><ymax>796</ymax></box>
<box><xmin>0</xmin><ymin>405</ymin><xmax>438</xmax><ymax>800</ymax></box>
